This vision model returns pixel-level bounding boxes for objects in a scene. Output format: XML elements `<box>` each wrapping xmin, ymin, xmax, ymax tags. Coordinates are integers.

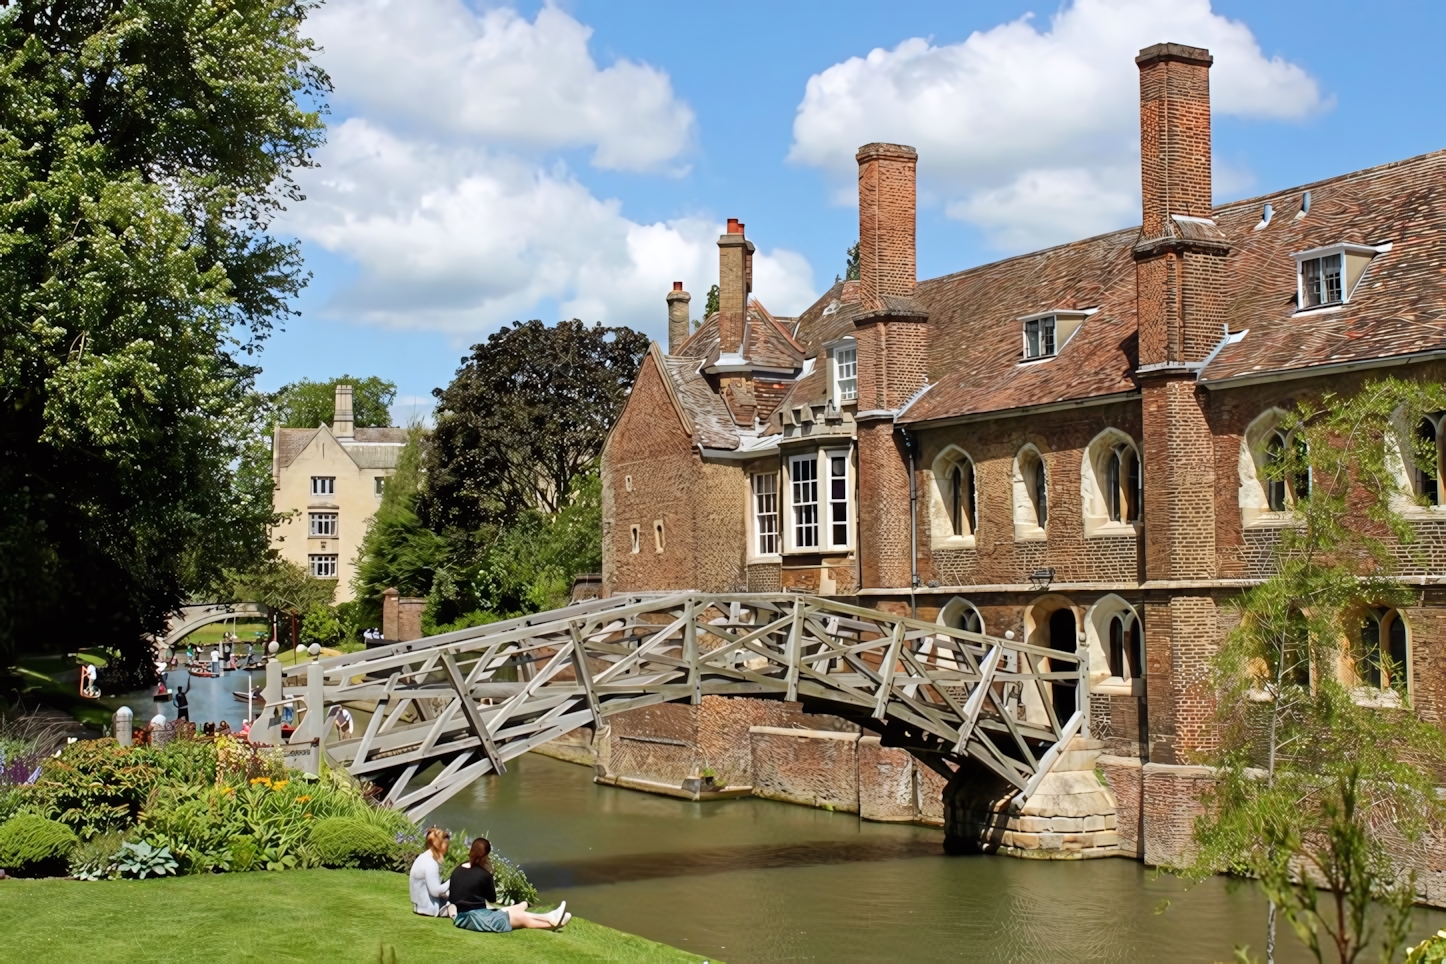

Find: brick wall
<box><xmin>1097</xmin><ymin>755</ymin><xmax>1143</xmax><ymax>857</ymax></box>
<box><xmin>856</xmin><ymin>143</ymin><xmax>917</xmax><ymax>299</ymax></box>
<box><xmin>749</xmin><ymin>727</ymin><xmax>860</xmax><ymax>811</ymax></box>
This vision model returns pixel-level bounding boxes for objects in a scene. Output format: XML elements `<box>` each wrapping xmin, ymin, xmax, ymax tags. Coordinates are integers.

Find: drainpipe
<box><xmin>899</xmin><ymin>426</ymin><xmax>920</xmax><ymax>618</ymax></box>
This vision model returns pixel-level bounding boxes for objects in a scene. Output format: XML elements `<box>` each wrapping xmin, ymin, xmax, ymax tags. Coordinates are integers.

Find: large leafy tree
<box><xmin>0</xmin><ymin>1</ymin><xmax>328</xmax><ymax>664</ymax></box>
<box><xmin>418</xmin><ymin>319</ymin><xmax>648</xmax><ymax>532</ymax></box>
<box><xmin>271</xmin><ymin>375</ymin><xmax>397</xmax><ymax>430</ymax></box>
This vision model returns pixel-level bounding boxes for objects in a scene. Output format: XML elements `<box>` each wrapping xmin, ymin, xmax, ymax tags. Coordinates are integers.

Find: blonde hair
<box><xmin>424</xmin><ymin>827</ymin><xmax>450</xmax><ymax>857</ymax></box>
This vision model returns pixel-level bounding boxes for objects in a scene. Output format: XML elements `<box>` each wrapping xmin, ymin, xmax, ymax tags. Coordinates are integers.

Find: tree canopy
<box><xmin>0</xmin><ymin>0</ymin><xmax>328</xmax><ymax>663</ymax></box>
<box><xmin>271</xmin><ymin>375</ymin><xmax>397</xmax><ymax>430</ymax></box>
<box><xmin>418</xmin><ymin>319</ymin><xmax>648</xmax><ymax>533</ymax></box>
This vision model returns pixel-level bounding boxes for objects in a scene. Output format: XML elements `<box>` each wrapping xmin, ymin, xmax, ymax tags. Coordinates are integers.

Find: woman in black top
<box><xmin>450</xmin><ymin>838</ymin><xmax>570</xmax><ymax>933</ymax></box>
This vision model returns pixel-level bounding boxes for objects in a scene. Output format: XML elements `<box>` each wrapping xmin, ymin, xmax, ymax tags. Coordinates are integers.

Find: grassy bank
<box><xmin>0</xmin><ymin>869</ymin><xmax>714</xmax><ymax>964</ymax></box>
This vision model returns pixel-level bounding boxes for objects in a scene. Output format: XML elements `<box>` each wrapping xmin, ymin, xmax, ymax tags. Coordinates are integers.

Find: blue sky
<box><xmin>257</xmin><ymin>0</ymin><xmax>1446</xmax><ymax>422</ymax></box>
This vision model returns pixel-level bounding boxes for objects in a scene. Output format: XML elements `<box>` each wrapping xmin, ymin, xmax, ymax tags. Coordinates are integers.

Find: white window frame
<box><xmin>1022</xmin><ymin>314</ymin><xmax>1056</xmax><ymax>359</ymax></box>
<box><xmin>374</xmin><ymin>476</ymin><xmax>386</xmax><ymax>497</ymax></box>
<box><xmin>750</xmin><ymin>472</ymin><xmax>781</xmax><ymax>560</ymax></box>
<box><xmin>785</xmin><ymin>449</ymin><xmax>854</xmax><ymax>552</ymax></box>
<box><xmin>788</xmin><ymin>454</ymin><xmax>820</xmax><ymax>550</ymax></box>
<box><xmin>308</xmin><ymin>512</ymin><xmax>338</xmax><ymax>537</ymax></box>
<box><xmin>832</xmin><ymin>341</ymin><xmax>858</xmax><ymax>405</ymax></box>
<box><xmin>309</xmin><ymin>554</ymin><xmax>338</xmax><ymax>579</ymax></box>
<box><xmin>311</xmin><ymin>476</ymin><xmax>335</xmax><ymax>496</ymax></box>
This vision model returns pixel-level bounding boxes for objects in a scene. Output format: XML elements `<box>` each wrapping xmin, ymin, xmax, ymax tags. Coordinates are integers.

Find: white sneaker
<box><xmin>554</xmin><ymin>912</ymin><xmax>572</xmax><ymax>931</ymax></box>
<box><xmin>544</xmin><ymin>902</ymin><xmax>567</xmax><ymax>927</ymax></box>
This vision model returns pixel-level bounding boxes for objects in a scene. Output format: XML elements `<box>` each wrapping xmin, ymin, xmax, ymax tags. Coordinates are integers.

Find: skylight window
<box><xmin>1293</xmin><ymin>244</ymin><xmax>1382</xmax><ymax>310</ymax></box>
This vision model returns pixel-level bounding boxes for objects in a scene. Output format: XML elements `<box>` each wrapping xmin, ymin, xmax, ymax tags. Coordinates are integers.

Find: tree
<box><xmin>271</xmin><ymin>376</ymin><xmax>397</xmax><ymax>430</ymax></box>
<box><xmin>226</xmin><ymin>557</ymin><xmax>335</xmax><ymax>621</ymax></box>
<box><xmin>703</xmin><ymin>284</ymin><xmax>720</xmax><ymax>319</ymax></box>
<box><xmin>418</xmin><ymin>319</ymin><xmax>648</xmax><ymax>533</ymax></box>
<box><xmin>0</xmin><ymin>2</ymin><xmax>327</xmax><ymax>665</ymax></box>
<box><xmin>351</xmin><ymin>429</ymin><xmax>448</xmax><ymax>631</ymax></box>
<box><xmin>1188</xmin><ymin>379</ymin><xmax>1446</xmax><ymax>964</ymax></box>
<box><xmin>845</xmin><ymin>241</ymin><xmax>861</xmax><ymax>281</ymax></box>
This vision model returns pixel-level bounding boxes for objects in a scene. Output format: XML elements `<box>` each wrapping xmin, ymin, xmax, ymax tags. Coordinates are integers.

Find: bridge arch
<box><xmin>161</xmin><ymin>603</ymin><xmax>267</xmax><ymax>648</ymax></box>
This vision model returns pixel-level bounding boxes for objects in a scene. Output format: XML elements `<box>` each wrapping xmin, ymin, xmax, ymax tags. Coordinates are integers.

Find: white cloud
<box><xmin>285</xmin><ymin>3</ymin><xmax>816</xmax><ymax>335</ymax></box>
<box><xmin>289</xmin><ymin>119</ymin><xmax>816</xmax><ymax>334</ymax></box>
<box><xmin>309</xmin><ymin>0</ymin><xmax>695</xmax><ymax>172</ymax></box>
<box><xmin>789</xmin><ymin>0</ymin><xmax>1327</xmax><ymax>248</ymax></box>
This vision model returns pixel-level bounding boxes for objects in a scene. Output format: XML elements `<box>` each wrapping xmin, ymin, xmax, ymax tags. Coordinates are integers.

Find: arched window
<box><xmin>940</xmin><ymin>598</ymin><xmax>982</xmax><ymax>633</ymax></box>
<box><xmin>1415</xmin><ymin>415</ymin><xmax>1444</xmax><ymax>505</ymax></box>
<box><xmin>949</xmin><ymin>461</ymin><xmax>976</xmax><ymax>537</ymax></box>
<box><xmin>1264</xmin><ymin>428</ymin><xmax>1310</xmax><ymax>512</ymax></box>
<box><xmin>931</xmin><ymin>448</ymin><xmax>977</xmax><ymax>545</ymax></box>
<box><xmin>1359</xmin><ymin>608</ymin><xmax>1410</xmax><ymax>693</ymax></box>
<box><xmin>1033</xmin><ymin>460</ymin><xmax>1048</xmax><ymax>526</ymax></box>
<box><xmin>1048</xmin><ymin>608</ymin><xmax>1077</xmax><ymax>723</ymax></box>
<box><xmin>1012</xmin><ymin>446</ymin><xmax>1048</xmax><ymax>539</ymax></box>
<box><xmin>1105</xmin><ymin>611</ymin><xmax>1144</xmax><ymax>680</ymax></box>
<box><xmin>1105</xmin><ymin>444</ymin><xmax>1142</xmax><ymax>523</ymax></box>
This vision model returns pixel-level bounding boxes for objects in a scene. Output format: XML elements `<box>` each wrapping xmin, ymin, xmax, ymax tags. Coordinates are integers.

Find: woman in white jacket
<box><xmin>409</xmin><ymin>828</ymin><xmax>453</xmax><ymax>917</ymax></box>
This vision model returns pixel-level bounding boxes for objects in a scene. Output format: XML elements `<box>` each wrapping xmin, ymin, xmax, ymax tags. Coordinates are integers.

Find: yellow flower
<box><xmin>271</xmin><ymin>780</ymin><xmax>289</xmax><ymax>791</ymax></box>
<box><xmin>295</xmin><ymin>795</ymin><xmax>311</xmax><ymax>804</ymax></box>
<box><xmin>250</xmin><ymin>776</ymin><xmax>271</xmax><ymax>786</ymax></box>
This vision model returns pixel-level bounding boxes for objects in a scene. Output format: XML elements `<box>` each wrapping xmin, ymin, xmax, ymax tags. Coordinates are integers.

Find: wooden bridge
<box><xmin>249</xmin><ymin>593</ymin><xmax>1089</xmax><ymax>820</ymax></box>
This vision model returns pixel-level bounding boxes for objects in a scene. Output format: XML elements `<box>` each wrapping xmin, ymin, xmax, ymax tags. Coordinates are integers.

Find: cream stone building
<box><xmin>271</xmin><ymin>385</ymin><xmax>408</xmax><ymax>602</ymax></box>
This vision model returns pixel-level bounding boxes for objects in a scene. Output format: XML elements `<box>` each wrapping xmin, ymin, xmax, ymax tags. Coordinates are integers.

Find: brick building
<box><xmin>600</xmin><ymin>43</ymin><xmax>1446</xmax><ymax>861</ymax></box>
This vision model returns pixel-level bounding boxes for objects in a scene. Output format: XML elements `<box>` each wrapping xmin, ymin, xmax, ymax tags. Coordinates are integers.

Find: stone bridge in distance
<box><xmin>250</xmin><ymin>593</ymin><xmax>1120</xmax><ymax>857</ymax></box>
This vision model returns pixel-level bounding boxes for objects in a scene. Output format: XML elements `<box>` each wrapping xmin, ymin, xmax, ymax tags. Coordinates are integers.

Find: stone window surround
<box><xmin>783</xmin><ymin>445</ymin><xmax>855</xmax><ymax>554</ymax></box>
<box><xmin>1388</xmin><ymin>408</ymin><xmax>1446</xmax><ymax>519</ymax></box>
<box><xmin>927</xmin><ymin>445</ymin><xmax>977</xmax><ymax>550</ymax></box>
<box><xmin>1085</xmin><ymin>594</ymin><xmax>1145</xmax><ymax>696</ymax></box>
<box><xmin>1012</xmin><ymin>444</ymin><xmax>1049</xmax><ymax>542</ymax></box>
<box><xmin>1080</xmin><ymin>428</ymin><xmax>1143</xmax><ymax>539</ymax></box>
<box><xmin>1239</xmin><ymin>407</ymin><xmax>1306</xmax><ymax>529</ymax></box>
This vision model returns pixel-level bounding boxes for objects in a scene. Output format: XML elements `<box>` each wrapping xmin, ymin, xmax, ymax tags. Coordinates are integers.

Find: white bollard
<box><xmin>113</xmin><ymin>706</ymin><xmax>133</xmax><ymax>746</ymax></box>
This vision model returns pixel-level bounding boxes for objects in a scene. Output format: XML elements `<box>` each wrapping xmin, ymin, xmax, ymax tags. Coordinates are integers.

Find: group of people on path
<box><xmin>409</xmin><ymin>828</ymin><xmax>569</xmax><ymax>934</ymax></box>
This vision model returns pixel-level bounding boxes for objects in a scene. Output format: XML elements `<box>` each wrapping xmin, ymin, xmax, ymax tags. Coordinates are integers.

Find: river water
<box><xmin>430</xmin><ymin>752</ymin><xmax>1446</xmax><ymax>964</ymax></box>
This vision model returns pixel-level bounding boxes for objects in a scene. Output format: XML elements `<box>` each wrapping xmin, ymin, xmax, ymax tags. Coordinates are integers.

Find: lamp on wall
<box><xmin>1027</xmin><ymin>567</ymin><xmax>1056</xmax><ymax>590</ymax></box>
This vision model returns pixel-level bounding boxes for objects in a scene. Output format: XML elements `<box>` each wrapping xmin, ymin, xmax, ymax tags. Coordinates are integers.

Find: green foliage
<box><xmin>419</xmin><ymin>319</ymin><xmax>648</xmax><ymax>532</ymax></box>
<box><xmin>493</xmin><ymin>852</ymin><xmax>541</xmax><ymax>907</ymax></box>
<box><xmin>0</xmin><ymin>0</ymin><xmax>328</xmax><ymax>663</ymax></box>
<box><xmin>70</xmin><ymin>831</ymin><xmax>125</xmax><ymax>880</ymax></box>
<box><xmin>309</xmin><ymin>816</ymin><xmax>396</xmax><ymax>870</ymax></box>
<box><xmin>352</xmin><ymin>429</ymin><xmax>449</xmax><ymax>629</ymax></box>
<box><xmin>844</xmin><ymin>241</ymin><xmax>861</xmax><ymax>281</ymax></box>
<box><xmin>300</xmin><ymin>603</ymin><xmax>342</xmax><ymax>646</ymax></box>
<box><xmin>226</xmin><ymin>556</ymin><xmax>337</xmax><ymax>618</ymax></box>
<box><xmin>0</xmin><ymin>814</ymin><xmax>77</xmax><ymax>876</ymax></box>
<box><xmin>30</xmin><ymin>739</ymin><xmax>165</xmax><ymax>838</ymax></box>
<box><xmin>424</xmin><ymin>472</ymin><xmax>602</xmax><ymax>629</ymax></box>
<box><xmin>1189</xmin><ymin>379</ymin><xmax>1446</xmax><ymax>964</ymax></box>
<box><xmin>703</xmin><ymin>284</ymin><xmax>720</xmax><ymax>318</ymax></box>
<box><xmin>1406</xmin><ymin>932</ymin><xmax>1446</xmax><ymax>963</ymax></box>
<box><xmin>272</xmin><ymin>376</ymin><xmax>397</xmax><ymax>431</ymax></box>
<box><xmin>115</xmin><ymin>839</ymin><xmax>178</xmax><ymax>879</ymax></box>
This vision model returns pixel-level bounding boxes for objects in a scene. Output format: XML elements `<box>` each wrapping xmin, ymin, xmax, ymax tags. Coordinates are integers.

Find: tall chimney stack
<box><xmin>856</xmin><ymin>143</ymin><xmax>917</xmax><ymax>302</ymax></box>
<box><xmin>1137</xmin><ymin>43</ymin><xmax>1214</xmax><ymax>240</ymax></box>
<box><xmin>717</xmin><ymin>218</ymin><xmax>752</xmax><ymax>356</ymax></box>
<box><xmin>333</xmin><ymin>384</ymin><xmax>354</xmax><ymax>438</ymax></box>
<box><xmin>666</xmin><ymin>281</ymin><xmax>691</xmax><ymax>353</ymax></box>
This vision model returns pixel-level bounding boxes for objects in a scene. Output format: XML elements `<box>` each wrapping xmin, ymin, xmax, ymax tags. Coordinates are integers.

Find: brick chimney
<box><xmin>717</xmin><ymin>218</ymin><xmax>752</xmax><ymax>356</ymax></box>
<box><xmin>857</xmin><ymin>143</ymin><xmax>917</xmax><ymax>302</ymax></box>
<box><xmin>666</xmin><ymin>281</ymin><xmax>691</xmax><ymax>353</ymax></box>
<box><xmin>332</xmin><ymin>383</ymin><xmax>354</xmax><ymax>438</ymax></box>
<box><xmin>852</xmin><ymin>143</ymin><xmax>927</xmax><ymax>591</ymax></box>
<box><xmin>1132</xmin><ymin>43</ymin><xmax>1227</xmax><ymax>766</ymax></box>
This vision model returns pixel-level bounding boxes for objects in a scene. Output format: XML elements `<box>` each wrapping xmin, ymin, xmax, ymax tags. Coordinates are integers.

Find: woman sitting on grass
<box><xmin>409</xmin><ymin>827</ymin><xmax>452</xmax><ymax>917</ymax></box>
<box><xmin>450</xmin><ymin>838</ymin><xmax>570</xmax><ymax>933</ymax></box>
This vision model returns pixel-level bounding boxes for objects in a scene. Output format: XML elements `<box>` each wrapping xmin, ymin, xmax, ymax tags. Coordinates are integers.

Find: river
<box><xmin>125</xmin><ymin>671</ymin><xmax>1446</xmax><ymax>962</ymax></box>
<box><xmin>429</xmin><ymin>752</ymin><xmax>1446</xmax><ymax>964</ymax></box>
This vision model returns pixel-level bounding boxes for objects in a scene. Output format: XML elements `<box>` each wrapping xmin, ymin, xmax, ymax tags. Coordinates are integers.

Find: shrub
<box><xmin>309</xmin><ymin>817</ymin><xmax>395</xmax><ymax>869</ymax></box>
<box><xmin>1408</xmin><ymin>931</ymin><xmax>1446</xmax><ymax>963</ymax></box>
<box><xmin>71</xmin><ymin>831</ymin><xmax>125</xmax><ymax>880</ymax></box>
<box><xmin>227</xmin><ymin>834</ymin><xmax>259</xmax><ymax>872</ymax></box>
<box><xmin>115</xmin><ymin>840</ymin><xmax>178</xmax><ymax>878</ymax></box>
<box><xmin>493</xmin><ymin>853</ymin><xmax>539</xmax><ymax>906</ymax></box>
<box><xmin>0</xmin><ymin>814</ymin><xmax>78</xmax><ymax>877</ymax></box>
<box><xmin>29</xmin><ymin>739</ymin><xmax>161</xmax><ymax>838</ymax></box>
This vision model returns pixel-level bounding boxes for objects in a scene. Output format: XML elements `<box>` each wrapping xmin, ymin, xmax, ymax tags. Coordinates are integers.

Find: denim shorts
<box><xmin>455</xmin><ymin>908</ymin><xmax>512</xmax><ymax>933</ymax></box>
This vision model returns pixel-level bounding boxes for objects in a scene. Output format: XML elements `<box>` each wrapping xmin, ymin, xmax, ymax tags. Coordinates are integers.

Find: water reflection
<box><xmin>429</xmin><ymin>752</ymin><xmax>1446</xmax><ymax>964</ymax></box>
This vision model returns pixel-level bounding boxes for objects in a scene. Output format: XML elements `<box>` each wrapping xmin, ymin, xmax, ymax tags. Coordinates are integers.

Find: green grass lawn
<box><xmin>174</xmin><ymin>620</ymin><xmax>271</xmax><ymax>649</ymax></box>
<box><xmin>0</xmin><ymin>869</ymin><xmax>715</xmax><ymax>964</ymax></box>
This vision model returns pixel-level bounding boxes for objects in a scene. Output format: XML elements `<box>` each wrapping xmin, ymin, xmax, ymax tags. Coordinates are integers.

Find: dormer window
<box><xmin>1293</xmin><ymin>243</ymin><xmax>1381</xmax><ymax>310</ymax></box>
<box><xmin>1020</xmin><ymin>310</ymin><xmax>1092</xmax><ymax>362</ymax></box>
